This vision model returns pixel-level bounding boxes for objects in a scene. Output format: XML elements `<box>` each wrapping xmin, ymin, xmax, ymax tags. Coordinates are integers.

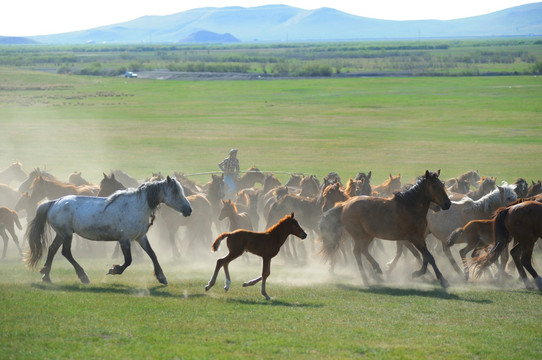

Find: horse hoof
<box><xmin>440</xmin><ymin>278</ymin><xmax>450</xmax><ymax>288</ymax></box>
<box><xmin>80</xmin><ymin>275</ymin><xmax>90</xmax><ymax>284</ymax></box>
<box><xmin>158</xmin><ymin>277</ymin><xmax>168</xmax><ymax>286</ymax></box>
<box><xmin>205</xmin><ymin>285</ymin><xmax>210</xmax><ymax>291</ymax></box>
<box><xmin>41</xmin><ymin>274</ymin><xmax>51</xmax><ymax>283</ymax></box>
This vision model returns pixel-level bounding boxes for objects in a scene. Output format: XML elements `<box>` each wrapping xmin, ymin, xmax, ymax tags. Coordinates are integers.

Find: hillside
<box><xmin>30</xmin><ymin>3</ymin><xmax>542</xmax><ymax>44</ymax></box>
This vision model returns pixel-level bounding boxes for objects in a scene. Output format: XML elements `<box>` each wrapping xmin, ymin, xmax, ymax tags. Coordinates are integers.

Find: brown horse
<box><xmin>354</xmin><ymin>171</ymin><xmax>373</xmax><ymax>196</ymax></box>
<box><xmin>470</xmin><ymin>201</ymin><xmax>542</xmax><ymax>290</ymax></box>
<box><xmin>219</xmin><ymin>199</ymin><xmax>253</xmax><ymax>231</ymax></box>
<box><xmin>322</xmin><ymin>183</ymin><xmax>348</xmax><ymax>212</ymax></box>
<box><xmin>447</xmin><ymin>219</ymin><xmax>499</xmax><ymax>280</ymax></box>
<box><xmin>526</xmin><ymin>180</ymin><xmax>542</xmax><ymax>197</ymax></box>
<box><xmin>445</xmin><ymin>170</ymin><xmax>480</xmax><ymax>190</ymax></box>
<box><xmin>205</xmin><ymin>212</ymin><xmax>307</xmax><ymax>300</ymax></box>
<box><xmin>320</xmin><ymin>170</ymin><xmax>452</xmax><ymax>288</ymax></box>
<box><xmin>97</xmin><ymin>173</ymin><xmax>127</xmax><ymax>197</ymax></box>
<box><xmin>371</xmin><ymin>173</ymin><xmax>401</xmax><ymax>197</ymax></box>
<box><xmin>0</xmin><ymin>207</ymin><xmax>23</xmax><ymax>258</ymax></box>
<box><xmin>30</xmin><ymin>175</ymin><xmax>98</xmax><ymax>202</ymax></box>
<box><xmin>235</xmin><ymin>166</ymin><xmax>265</xmax><ymax>192</ymax></box>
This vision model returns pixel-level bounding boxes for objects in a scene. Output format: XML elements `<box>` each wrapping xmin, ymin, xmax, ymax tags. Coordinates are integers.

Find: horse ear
<box><xmin>167</xmin><ymin>175</ymin><xmax>172</xmax><ymax>183</ymax></box>
<box><xmin>437</xmin><ymin>169</ymin><xmax>441</xmax><ymax>176</ymax></box>
<box><xmin>425</xmin><ymin>170</ymin><xmax>430</xmax><ymax>178</ymax></box>
<box><xmin>103</xmin><ymin>173</ymin><xmax>107</xmax><ymax>179</ymax></box>
<box><xmin>290</xmin><ymin>211</ymin><xmax>294</xmax><ymax>219</ymax></box>
<box><xmin>368</xmin><ymin>171</ymin><xmax>372</xmax><ymax>179</ymax></box>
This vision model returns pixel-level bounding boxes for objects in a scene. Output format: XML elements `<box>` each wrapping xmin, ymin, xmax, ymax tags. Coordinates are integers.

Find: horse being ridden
<box><xmin>25</xmin><ymin>176</ymin><xmax>192</xmax><ymax>285</ymax></box>
<box><xmin>205</xmin><ymin>212</ymin><xmax>307</xmax><ymax>300</ymax></box>
<box><xmin>319</xmin><ymin>170</ymin><xmax>452</xmax><ymax>288</ymax></box>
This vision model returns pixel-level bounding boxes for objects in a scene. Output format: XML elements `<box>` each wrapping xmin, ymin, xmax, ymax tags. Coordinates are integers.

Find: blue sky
<box><xmin>1</xmin><ymin>0</ymin><xmax>537</xmax><ymax>37</ymax></box>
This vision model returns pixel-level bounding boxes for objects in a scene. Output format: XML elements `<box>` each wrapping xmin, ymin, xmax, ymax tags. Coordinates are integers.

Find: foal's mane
<box><xmin>266</xmin><ymin>213</ymin><xmax>293</xmax><ymax>233</ymax></box>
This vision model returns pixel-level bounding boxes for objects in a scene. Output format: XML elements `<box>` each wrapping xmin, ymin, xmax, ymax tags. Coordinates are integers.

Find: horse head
<box><xmin>425</xmin><ymin>170</ymin><xmax>451</xmax><ymax>211</ymax></box>
<box><xmin>163</xmin><ymin>176</ymin><xmax>192</xmax><ymax>217</ymax></box>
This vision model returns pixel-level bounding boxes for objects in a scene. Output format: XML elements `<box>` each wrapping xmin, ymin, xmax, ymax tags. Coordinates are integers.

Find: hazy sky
<box><xmin>1</xmin><ymin>0</ymin><xmax>537</xmax><ymax>37</ymax></box>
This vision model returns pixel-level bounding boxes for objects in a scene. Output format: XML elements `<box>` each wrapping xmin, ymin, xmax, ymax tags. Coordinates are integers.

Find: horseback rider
<box><xmin>218</xmin><ymin>148</ymin><xmax>240</xmax><ymax>196</ymax></box>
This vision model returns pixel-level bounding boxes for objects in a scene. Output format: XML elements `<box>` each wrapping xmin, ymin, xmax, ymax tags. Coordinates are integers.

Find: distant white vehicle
<box><xmin>124</xmin><ymin>71</ymin><xmax>138</xmax><ymax>78</ymax></box>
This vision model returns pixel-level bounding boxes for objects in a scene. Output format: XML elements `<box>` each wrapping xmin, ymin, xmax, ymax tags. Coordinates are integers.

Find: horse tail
<box><xmin>25</xmin><ymin>201</ymin><xmax>54</xmax><ymax>269</ymax></box>
<box><xmin>211</xmin><ymin>232</ymin><xmax>230</xmax><ymax>252</ymax></box>
<box><xmin>447</xmin><ymin>227</ymin><xmax>463</xmax><ymax>247</ymax></box>
<box><xmin>471</xmin><ymin>207</ymin><xmax>510</xmax><ymax>274</ymax></box>
<box><xmin>318</xmin><ymin>204</ymin><xmax>345</xmax><ymax>262</ymax></box>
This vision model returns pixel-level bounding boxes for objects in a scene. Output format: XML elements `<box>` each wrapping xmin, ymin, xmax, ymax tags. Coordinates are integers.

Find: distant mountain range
<box><xmin>5</xmin><ymin>3</ymin><xmax>542</xmax><ymax>44</ymax></box>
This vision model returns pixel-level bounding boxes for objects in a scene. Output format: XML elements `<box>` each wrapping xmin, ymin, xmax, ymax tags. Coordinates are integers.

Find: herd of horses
<box><xmin>1</xmin><ymin>161</ymin><xmax>541</xmax><ymax>299</ymax></box>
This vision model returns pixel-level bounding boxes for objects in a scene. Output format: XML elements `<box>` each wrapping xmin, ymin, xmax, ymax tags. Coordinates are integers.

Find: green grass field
<box><xmin>1</xmin><ymin>68</ymin><xmax>542</xmax><ymax>359</ymax></box>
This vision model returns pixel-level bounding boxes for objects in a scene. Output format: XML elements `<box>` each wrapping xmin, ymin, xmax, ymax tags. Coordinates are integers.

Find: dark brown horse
<box><xmin>470</xmin><ymin>201</ymin><xmax>542</xmax><ymax>290</ymax></box>
<box><xmin>320</xmin><ymin>170</ymin><xmax>452</xmax><ymax>288</ymax></box>
<box><xmin>205</xmin><ymin>212</ymin><xmax>307</xmax><ymax>300</ymax></box>
<box><xmin>97</xmin><ymin>173</ymin><xmax>127</xmax><ymax>197</ymax></box>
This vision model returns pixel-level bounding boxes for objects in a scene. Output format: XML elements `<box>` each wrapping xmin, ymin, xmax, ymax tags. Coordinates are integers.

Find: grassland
<box><xmin>0</xmin><ymin>60</ymin><xmax>542</xmax><ymax>359</ymax></box>
<box><xmin>0</xmin><ymin>67</ymin><xmax>541</xmax><ymax>185</ymax></box>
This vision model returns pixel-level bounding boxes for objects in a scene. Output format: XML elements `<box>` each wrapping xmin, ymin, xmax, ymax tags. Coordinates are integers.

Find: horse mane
<box><xmin>393</xmin><ymin>176</ymin><xmax>427</xmax><ymax>204</ymax></box>
<box><xmin>267</xmin><ymin>213</ymin><xmax>293</xmax><ymax>233</ymax></box>
<box><xmin>106</xmin><ymin>179</ymin><xmax>165</xmax><ymax>210</ymax></box>
<box><xmin>459</xmin><ymin>184</ymin><xmax>516</xmax><ymax>214</ymax></box>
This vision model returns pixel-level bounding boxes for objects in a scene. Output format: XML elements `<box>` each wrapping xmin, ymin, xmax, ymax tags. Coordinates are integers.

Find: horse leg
<box><xmin>260</xmin><ymin>258</ymin><xmax>272</xmax><ymax>300</ymax></box>
<box><xmin>6</xmin><ymin>227</ymin><xmax>23</xmax><ymax>257</ymax></box>
<box><xmin>440</xmin><ymin>240</ymin><xmax>463</xmax><ymax>276</ymax></box>
<box><xmin>39</xmin><ymin>234</ymin><xmax>64</xmax><ymax>283</ymax></box>
<box><xmin>360</xmin><ymin>241</ymin><xmax>383</xmax><ymax>281</ymax></box>
<box><xmin>459</xmin><ymin>242</ymin><xmax>476</xmax><ymax>281</ymax></box>
<box><xmin>518</xmin><ymin>241</ymin><xmax>542</xmax><ymax>290</ymax></box>
<box><xmin>60</xmin><ymin>234</ymin><xmax>90</xmax><ymax>284</ymax></box>
<box><xmin>137</xmin><ymin>235</ymin><xmax>167</xmax><ymax>285</ymax></box>
<box><xmin>412</xmin><ymin>243</ymin><xmax>449</xmax><ymax>288</ymax></box>
<box><xmin>206</xmin><ymin>250</ymin><xmax>242</xmax><ymax>291</ymax></box>
<box><xmin>386</xmin><ymin>242</ymin><xmax>404</xmax><ymax>273</ymax></box>
<box><xmin>352</xmin><ymin>238</ymin><xmax>370</xmax><ymax>286</ymax></box>
<box><xmin>107</xmin><ymin>239</ymin><xmax>132</xmax><ymax>276</ymax></box>
<box><xmin>0</xmin><ymin>229</ymin><xmax>8</xmax><ymax>259</ymax></box>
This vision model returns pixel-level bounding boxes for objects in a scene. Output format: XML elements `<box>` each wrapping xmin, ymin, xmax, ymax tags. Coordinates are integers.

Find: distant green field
<box><xmin>1</xmin><ymin>68</ymin><xmax>541</xmax><ymax>186</ymax></box>
<box><xmin>1</xmin><ymin>68</ymin><xmax>542</xmax><ymax>359</ymax></box>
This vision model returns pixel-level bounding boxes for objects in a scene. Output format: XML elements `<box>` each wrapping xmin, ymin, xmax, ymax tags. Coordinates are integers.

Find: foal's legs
<box><xmin>243</xmin><ymin>258</ymin><xmax>271</xmax><ymax>300</ymax></box>
<box><xmin>243</xmin><ymin>257</ymin><xmax>272</xmax><ymax>300</ymax></box>
<box><xmin>137</xmin><ymin>235</ymin><xmax>167</xmax><ymax>285</ymax></box>
<box><xmin>60</xmin><ymin>234</ymin><xmax>90</xmax><ymax>284</ymax></box>
<box><xmin>205</xmin><ymin>249</ymin><xmax>243</xmax><ymax>292</ymax></box>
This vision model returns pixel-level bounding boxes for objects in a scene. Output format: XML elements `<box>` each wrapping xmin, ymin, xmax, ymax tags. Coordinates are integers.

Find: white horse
<box><xmin>25</xmin><ymin>176</ymin><xmax>192</xmax><ymax>285</ymax></box>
